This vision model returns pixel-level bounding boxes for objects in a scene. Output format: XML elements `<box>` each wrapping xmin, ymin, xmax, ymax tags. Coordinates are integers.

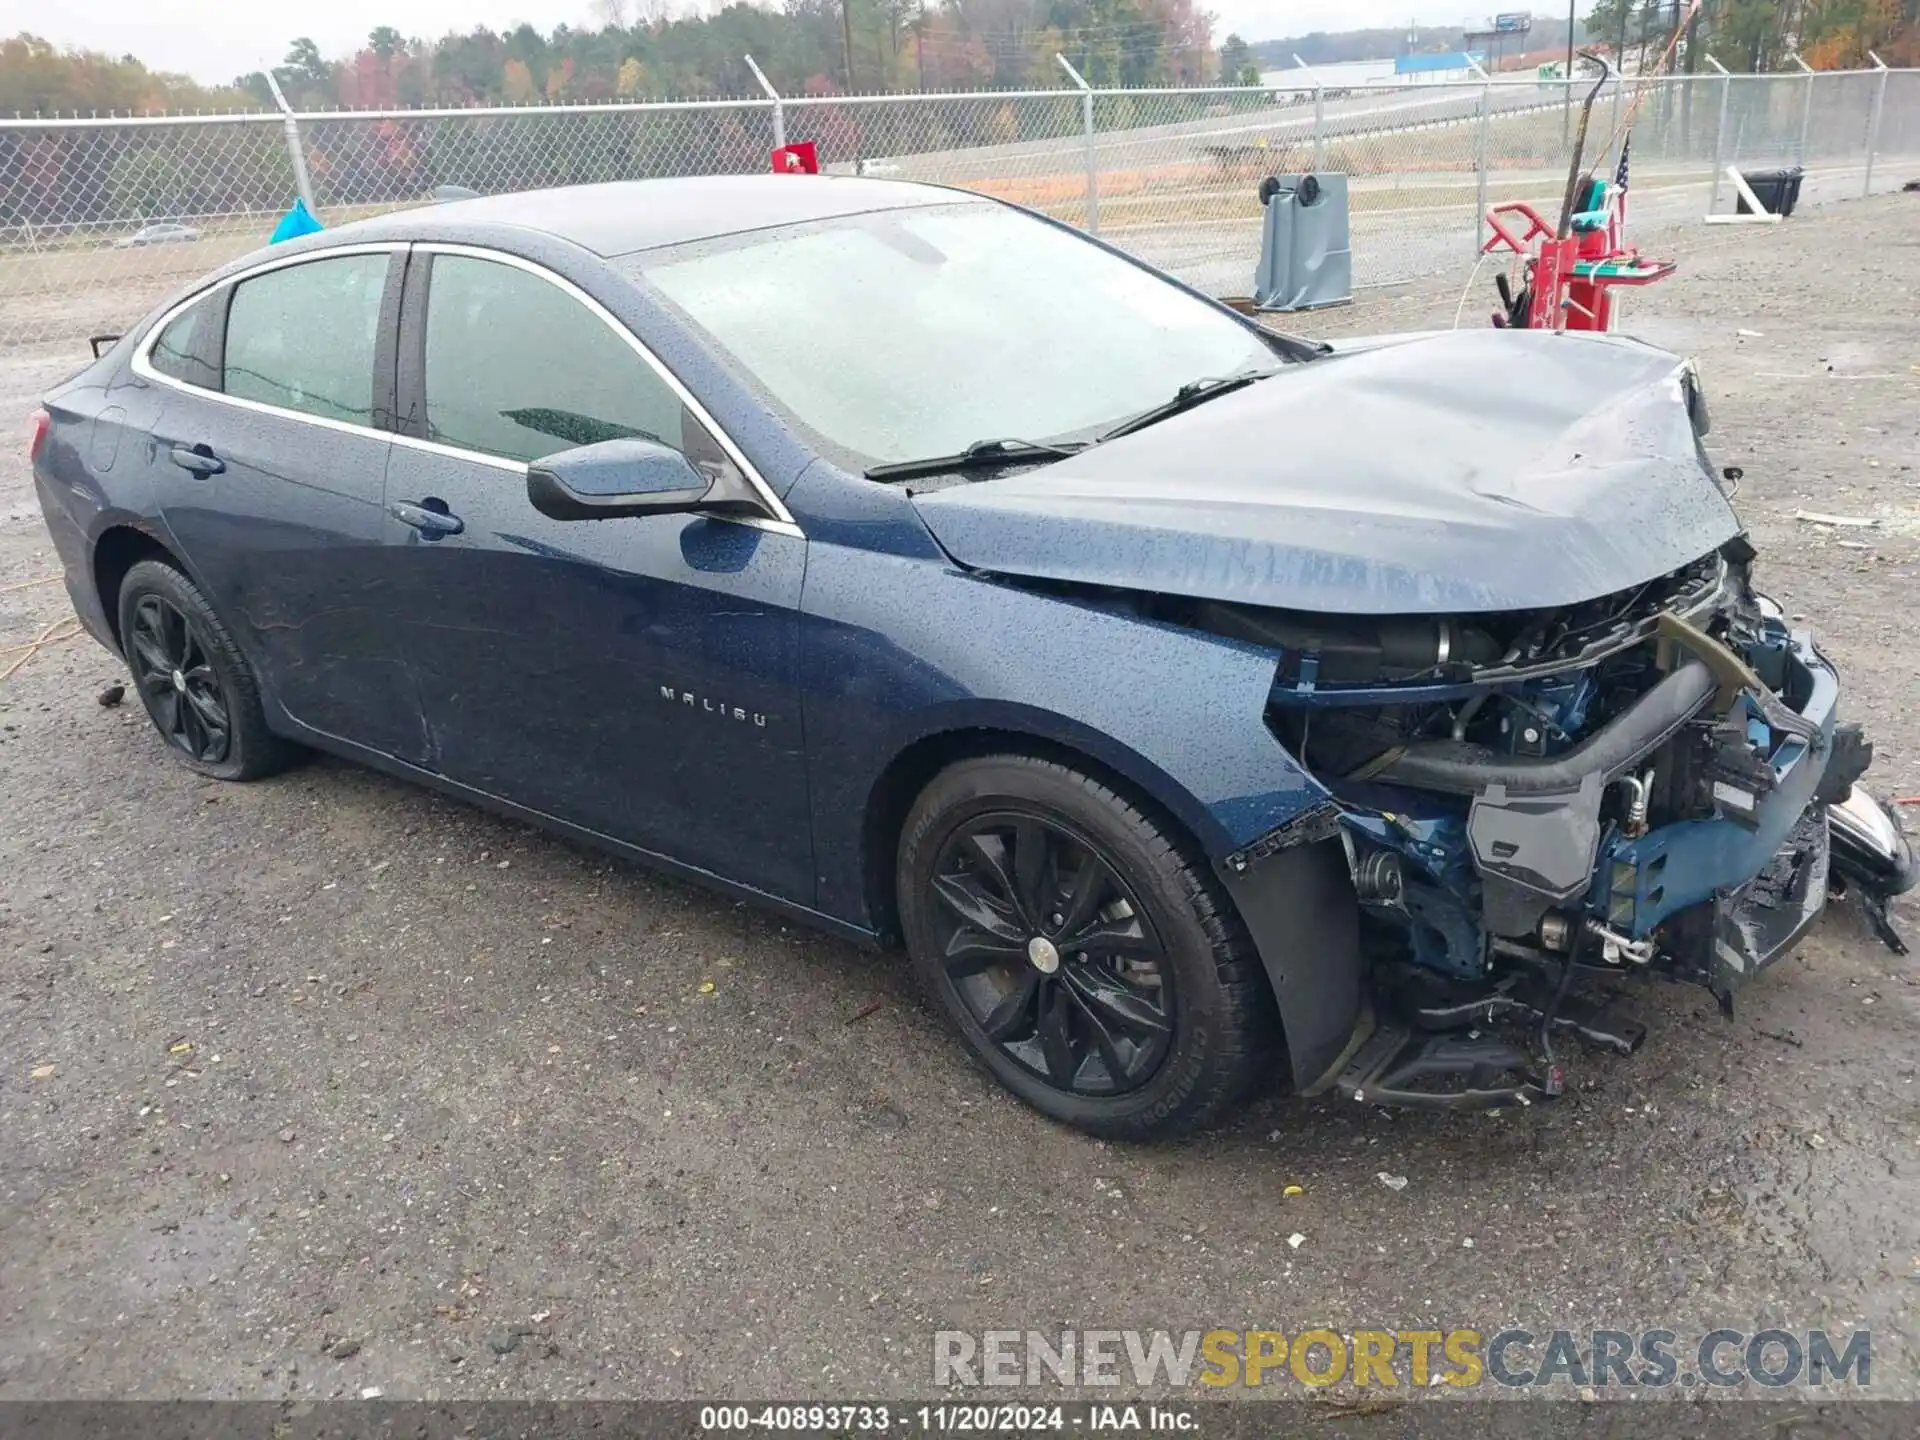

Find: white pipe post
<box><xmin>1705</xmin><ymin>55</ymin><xmax>1732</xmax><ymax>214</ymax></box>
<box><xmin>1865</xmin><ymin>52</ymin><xmax>1890</xmax><ymax>197</ymax></box>
<box><xmin>744</xmin><ymin>54</ymin><xmax>784</xmax><ymax>150</ymax></box>
<box><xmin>1055</xmin><ymin>55</ymin><xmax>1098</xmax><ymax>234</ymax></box>
<box><xmin>263</xmin><ymin>71</ymin><xmax>316</xmax><ymax>212</ymax></box>
<box><xmin>1704</xmin><ymin>165</ymin><xmax>1784</xmax><ymax>224</ymax></box>
<box><xmin>1293</xmin><ymin>55</ymin><xmax>1324</xmax><ymax>170</ymax></box>
<box><xmin>1790</xmin><ymin>53</ymin><xmax>1814</xmax><ymax>167</ymax></box>
<box><xmin>1473</xmin><ymin>79</ymin><xmax>1491</xmax><ymax>258</ymax></box>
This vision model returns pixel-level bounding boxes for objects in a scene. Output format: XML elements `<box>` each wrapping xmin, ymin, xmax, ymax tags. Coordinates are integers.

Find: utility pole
<box><xmin>840</xmin><ymin>0</ymin><xmax>857</xmax><ymax>93</ymax></box>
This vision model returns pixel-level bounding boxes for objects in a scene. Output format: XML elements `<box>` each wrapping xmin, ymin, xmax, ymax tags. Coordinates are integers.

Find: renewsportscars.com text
<box><xmin>932</xmin><ymin>1328</ymin><xmax>1871</xmax><ymax>1390</ymax></box>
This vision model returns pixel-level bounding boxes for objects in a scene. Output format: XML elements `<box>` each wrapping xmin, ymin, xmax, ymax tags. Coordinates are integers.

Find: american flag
<box><xmin>1615</xmin><ymin>132</ymin><xmax>1632</xmax><ymax>225</ymax></box>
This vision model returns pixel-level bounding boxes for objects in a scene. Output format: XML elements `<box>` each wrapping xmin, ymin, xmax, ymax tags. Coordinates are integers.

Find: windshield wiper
<box><xmin>865</xmin><ymin>437</ymin><xmax>1084</xmax><ymax>482</ymax></box>
<box><xmin>1094</xmin><ymin>370</ymin><xmax>1278</xmax><ymax>445</ymax></box>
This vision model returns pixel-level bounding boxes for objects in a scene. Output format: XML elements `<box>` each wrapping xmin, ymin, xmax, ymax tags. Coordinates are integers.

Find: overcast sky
<box><xmin>5</xmin><ymin>3</ymin><xmax>1533</xmax><ymax>86</ymax></box>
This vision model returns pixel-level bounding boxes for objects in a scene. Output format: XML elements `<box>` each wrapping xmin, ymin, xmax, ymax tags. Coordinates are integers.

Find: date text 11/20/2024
<box><xmin>699</xmin><ymin>1407</ymin><xmax>1194</xmax><ymax>1433</ymax></box>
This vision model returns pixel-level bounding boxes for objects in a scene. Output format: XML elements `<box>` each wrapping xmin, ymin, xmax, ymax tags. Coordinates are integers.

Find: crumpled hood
<box><xmin>910</xmin><ymin>328</ymin><xmax>1741</xmax><ymax>615</ymax></box>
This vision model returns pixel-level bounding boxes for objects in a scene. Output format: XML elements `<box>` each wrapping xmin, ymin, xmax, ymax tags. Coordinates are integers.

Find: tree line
<box><xmin>1251</xmin><ymin>4</ymin><xmax>1917</xmax><ymax>75</ymax></box>
<box><xmin>3</xmin><ymin>1</ymin><xmax>1230</xmax><ymax>119</ymax></box>
<box><xmin>1564</xmin><ymin>2</ymin><xmax>1915</xmax><ymax>74</ymax></box>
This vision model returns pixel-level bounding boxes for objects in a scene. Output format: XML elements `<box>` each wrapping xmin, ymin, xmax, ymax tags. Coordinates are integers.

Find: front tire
<box><xmin>897</xmin><ymin>754</ymin><xmax>1274</xmax><ymax>1140</ymax></box>
<box><xmin>117</xmin><ymin>558</ymin><xmax>295</xmax><ymax>782</ymax></box>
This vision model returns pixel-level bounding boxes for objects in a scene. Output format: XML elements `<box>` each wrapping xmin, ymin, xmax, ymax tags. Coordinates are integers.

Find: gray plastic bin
<box><xmin>1252</xmin><ymin>173</ymin><xmax>1352</xmax><ymax>313</ymax></box>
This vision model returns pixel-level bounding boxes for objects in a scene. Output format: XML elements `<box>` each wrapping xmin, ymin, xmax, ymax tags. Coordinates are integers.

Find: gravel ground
<box><xmin>1</xmin><ymin>191</ymin><xmax>1917</xmax><ymax>1405</ymax></box>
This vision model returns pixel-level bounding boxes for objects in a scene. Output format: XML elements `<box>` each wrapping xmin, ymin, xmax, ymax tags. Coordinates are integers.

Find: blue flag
<box><xmin>269</xmin><ymin>198</ymin><xmax>323</xmax><ymax>244</ymax></box>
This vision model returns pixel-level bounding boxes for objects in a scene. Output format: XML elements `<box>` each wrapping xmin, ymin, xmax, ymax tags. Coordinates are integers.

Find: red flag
<box><xmin>771</xmin><ymin>141</ymin><xmax>818</xmax><ymax>174</ymax></box>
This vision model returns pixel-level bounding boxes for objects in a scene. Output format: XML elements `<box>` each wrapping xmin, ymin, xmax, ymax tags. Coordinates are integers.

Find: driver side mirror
<box><xmin>527</xmin><ymin>437</ymin><xmax>714</xmax><ymax>522</ymax></box>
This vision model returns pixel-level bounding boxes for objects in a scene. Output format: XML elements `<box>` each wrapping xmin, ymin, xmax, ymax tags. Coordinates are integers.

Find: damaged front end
<box><xmin>1211</xmin><ymin>540</ymin><xmax>1915</xmax><ymax>1110</ymax></box>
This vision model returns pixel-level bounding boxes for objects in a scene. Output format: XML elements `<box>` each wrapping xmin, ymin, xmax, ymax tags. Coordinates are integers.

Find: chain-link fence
<box><xmin>3</xmin><ymin>64</ymin><xmax>1915</xmax><ymax>354</ymax></box>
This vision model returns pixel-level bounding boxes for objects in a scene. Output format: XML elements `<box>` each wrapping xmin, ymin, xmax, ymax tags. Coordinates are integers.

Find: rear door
<box><xmin>137</xmin><ymin>244</ymin><xmax>428</xmax><ymax>761</ymax></box>
<box><xmin>375</xmin><ymin>246</ymin><xmax>813</xmax><ymax>901</ymax></box>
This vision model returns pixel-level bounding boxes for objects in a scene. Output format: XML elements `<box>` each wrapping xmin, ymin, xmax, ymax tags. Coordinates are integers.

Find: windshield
<box><xmin>626</xmin><ymin>201</ymin><xmax>1283</xmax><ymax>470</ymax></box>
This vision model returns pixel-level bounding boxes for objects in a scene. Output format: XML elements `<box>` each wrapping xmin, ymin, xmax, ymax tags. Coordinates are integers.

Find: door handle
<box><xmin>389</xmin><ymin>499</ymin><xmax>465</xmax><ymax>538</ymax></box>
<box><xmin>168</xmin><ymin>443</ymin><xmax>224</xmax><ymax>476</ymax></box>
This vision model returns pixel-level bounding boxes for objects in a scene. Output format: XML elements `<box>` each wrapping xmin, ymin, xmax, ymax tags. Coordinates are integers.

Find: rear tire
<box><xmin>897</xmin><ymin>754</ymin><xmax>1274</xmax><ymax>1140</ymax></box>
<box><xmin>116</xmin><ymin>558</ymin><xmax>296</xmax><ymax>782</ymax></box>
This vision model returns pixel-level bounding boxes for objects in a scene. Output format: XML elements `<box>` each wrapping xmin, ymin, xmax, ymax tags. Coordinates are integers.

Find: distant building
<box><xmin>1394</xmin><ymin>51</ymin><xmax>1486</xmax><ymax>82</ymax></box>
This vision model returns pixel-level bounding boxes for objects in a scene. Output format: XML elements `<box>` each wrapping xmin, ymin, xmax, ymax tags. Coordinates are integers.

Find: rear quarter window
<box><xmin>147</xmin><ymin>295</ymin><xmax>221</xmax><ymax>391</ymax></box>
<box><xmin>223</xmin><ymin>254</ymin><xmax>390</xmax><ymax>426</ymax></box>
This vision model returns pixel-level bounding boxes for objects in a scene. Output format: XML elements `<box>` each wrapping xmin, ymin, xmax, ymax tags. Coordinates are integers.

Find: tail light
<box><xmin>28</xmin><ymin>408</ymin><xmax>50</xmax><ymax>464</ymax></box>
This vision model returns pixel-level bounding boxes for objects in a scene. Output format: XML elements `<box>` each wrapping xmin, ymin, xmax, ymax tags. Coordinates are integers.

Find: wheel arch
<box><xmin>859</xmin><ymin>716</ymin><xmax>1235</xmax><ymax>947</ymax></box>
<box><xmin>861</xmin><ymin>718</ymin><xmax>1365</xmax><ymax>1095</ymax></box>
<box><xmin>91</xmin><ymin>523</ymin><xmax>180</xmax><ymax>653</ymax></box>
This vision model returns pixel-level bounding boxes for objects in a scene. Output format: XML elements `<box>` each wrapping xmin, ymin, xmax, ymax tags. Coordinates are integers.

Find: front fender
<box><xmin>802</xmin><ymin>541</ymin><xmax>1374</xmax><ymax>1090</ymax></box>
<box><xmin>799</xmin><ymin>540</ymin><xmax>1363</xmax><ymax>1085</ymax></box>
<box><xmin>800</xmin><ymin>542</ymin><xmax>1330</xmax><ymax>909</ymax></box>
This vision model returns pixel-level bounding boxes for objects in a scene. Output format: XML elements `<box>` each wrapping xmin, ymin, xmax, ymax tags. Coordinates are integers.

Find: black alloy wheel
<box><xmin>116</xmin><ymin>558</ymin><xmax>296</xmax><ymax>782</ymax></box>
<box><xmin>127</xmin><ymin>591</ymin><xmax>231</xmax><ymax>764</ymax></box>
<box><xmin>927</xmin><ymin>811</ymin><xmax>1175</xmax><ymax>1096</ymax></box>
<box><xmin>898</xmin><ymin>754</ymin><xmax>1275</xmax><ymax>1141</ymax></box>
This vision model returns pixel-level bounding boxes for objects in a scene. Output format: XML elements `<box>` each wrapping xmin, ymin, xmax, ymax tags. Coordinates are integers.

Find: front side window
<box><xmin>223</xmin><ymin>254</ymin><xmax>389</xmax><ymax>425</ymax></box>
<box><xmin>628</xmin><ymin>201</ymin><xmax>1283</xmax><ymax>469</ymax></box>
<box><xmin>422</xmin><ymin>254</ymin><xmax>693</xmax><ymax>465</ymax></box>
<box><xmin>148</xmin><ymin>294</ymin><xmax>220</xmax><ymax>391</ymax></box>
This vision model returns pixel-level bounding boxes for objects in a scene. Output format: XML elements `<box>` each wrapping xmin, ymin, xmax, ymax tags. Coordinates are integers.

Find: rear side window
<box><xmin>147</xmin><ymin>295</ymin><xmax>220</xmax><ymax>391</ymax></box>
<box><xmin>421</xmin><ymin>254</ymin><xmax>689</xmax><ymax>464</ymax></box>
<box><xmin>223</xmin><ymin>254</ymin><xmax>389</xmax><ymax>425</ymax></box>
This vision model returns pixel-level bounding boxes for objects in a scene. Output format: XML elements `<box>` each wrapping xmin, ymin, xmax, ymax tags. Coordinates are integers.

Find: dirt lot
<box><xmin>1</xmin><ymin>192</ymin><xmax>1917</xmax><ymax>1406</ymax></box>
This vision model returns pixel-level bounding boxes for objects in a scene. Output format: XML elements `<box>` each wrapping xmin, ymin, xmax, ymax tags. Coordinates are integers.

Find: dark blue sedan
<box><xmin>30</xmin><ymin>176</ymin><xmax>1913</xmax><ymax>1138</ymax></box>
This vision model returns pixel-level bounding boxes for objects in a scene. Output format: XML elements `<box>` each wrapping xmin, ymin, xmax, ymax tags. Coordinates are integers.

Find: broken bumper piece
<box><xmin>1305</xmin><ymin>619</ymin><xmax>1900</xmax><ymax>1111</ymax></box>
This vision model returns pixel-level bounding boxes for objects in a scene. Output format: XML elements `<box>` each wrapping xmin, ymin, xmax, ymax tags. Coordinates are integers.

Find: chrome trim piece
<box><xmin>127</xmin><ymin>238</ymin><xmax>803</xmax><ymax>537</ymax></box>
<box><xmin>414</xmin><ymin>242</ymin><xmax>797</xmax><ymax>528</ymax></box>
<box><xmin>388</xmin><ymin>430</ymin><xmax>527</xmax><ymax>475</ymax></box>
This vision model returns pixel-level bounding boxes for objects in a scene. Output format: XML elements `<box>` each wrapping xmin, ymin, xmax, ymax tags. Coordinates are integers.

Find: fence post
<box><xmin>744</xmin><ymin>54</ymin><xmax>784</xmax><ymax>151</ymax></box>
<box><xmin>1790</xmin><ymin>53</ymin><xmax>1815</xmax><ymax>166</ymax></box>
<box><xmin>1474</xmin><ymin>83</ymin><xmax>1492</xmax><ymax>258</ymax></box>
<box><xmin>1292</xmin><ymin>54</ymin><xmax>1324</xmax><ymax>170</ymax></box>
<box><xmin>1864</xmin><ymin>52</ymin><xmax>1890</xmax><ymax>198</ymax></box>
<box><xmin>1055</xmin><ymin>55</ymin><xmax>1099</xmax><ymax>235</ymax></box>
<box><xmin>263</xmin><ymin>72</ymin><xmax>317</xmax><ymax>213</ymax></box>
<box><xmin>1464</xmin><ymin>54</ymin><xmax>1492</xmax><ymax>259</ymax></box>
<box><xmin>1705</xmin><ymin>55</ymin><xmax>1731</xmax><ymax>214</ymax></box>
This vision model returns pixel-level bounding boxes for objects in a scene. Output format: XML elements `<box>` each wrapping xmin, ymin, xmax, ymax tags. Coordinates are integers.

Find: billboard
<box><xmin>1494</xmin><ymin>11</ymin><xmax>1533</xmax><ymax>32</ymax></box>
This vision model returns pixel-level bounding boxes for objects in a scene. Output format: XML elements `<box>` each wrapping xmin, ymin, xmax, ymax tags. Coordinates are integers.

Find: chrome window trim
<box><xmin>130</xmin><ymin>241</ymin><xmax>406</xmax><ymax>445</ymax></box>
<box><xmin>414</xmin><ymin>242</ymin><xmax>797</xmax><ymax>530</ymax></box>
<box><xmin>127</xmin><ymin>239</ymin><xmax>804</xmax><ymax>540</ymax></box>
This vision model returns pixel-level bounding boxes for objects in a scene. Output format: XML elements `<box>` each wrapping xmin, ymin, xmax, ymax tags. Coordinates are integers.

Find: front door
<box><xmin>142</xmin><ymin>247</ymin><xmax>427</xmax><ymax>761</ymax></box>
<box><xmin>378</xmin><ymin>249</ymin><xmax>813</xmax><ymax>903</ymax></box>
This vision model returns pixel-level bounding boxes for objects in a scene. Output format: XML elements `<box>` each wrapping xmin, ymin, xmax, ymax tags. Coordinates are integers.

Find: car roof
<box><xmin>324</xmin><ymin>174</ymin><xmax>977</xmax><ymax>259</ymax></box>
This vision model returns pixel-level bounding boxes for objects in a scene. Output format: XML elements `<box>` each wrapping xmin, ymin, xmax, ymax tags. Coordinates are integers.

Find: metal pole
<box><xmin>1293</xmin><ymin>54</ymin><xmax>1324</xmax><ymax>171</ymax></box>
<box><xmin>744</xmin><ymin>53</ymin><xmax>784</xmax><ymax>149</ymax></box>
<box><xmin>1474</xmin><ymin>80</ymin><xmax>1491</xmax><ymax>258</ymax></box>
<box><xmin>1790</xmin><ymin>54</ymin><xmax>1814</xmax><ymax>167</ymax></box>
<box><xmin>1562</xmin><ymin>0</ymin><xmax>1576</xmax><ymax>147</ymax></box>
<box><xmin>1705</xmin><ymin>55</ymin><xmax>1730</xmax><ymax>214</ymax></box>
<box><xmin>263</xmin><ymin>71</ymin><xmax>316</xmax><ymax>212</ymax></box>
<box><xmin>838</xmin><ymin>0</ymin><xmax>857</xmax><ymax>94</ymax></box>
<box><xmin>1864</xmin><ymin>52</ymin><xmax>1890</xmax><ymax>198</ymax></box>
<box><xmin>1055</xmin><ymin>55</ymin><xmax>1098</xmax><ymax>235</ymax></box>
